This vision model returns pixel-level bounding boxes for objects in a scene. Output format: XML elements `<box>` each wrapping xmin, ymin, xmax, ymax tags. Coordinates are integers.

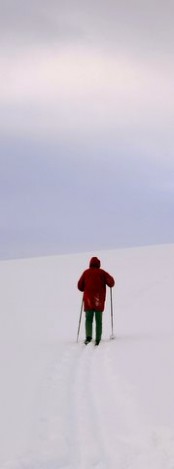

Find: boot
<box><xmin>84</xmin><ymin>336</ymin><xmax>92</xmax><ymax>345</ymax></box>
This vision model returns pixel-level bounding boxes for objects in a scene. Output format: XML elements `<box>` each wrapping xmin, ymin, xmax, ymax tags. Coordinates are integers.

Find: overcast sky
<box><xmin>0</xmin><ymin>0</ymin><xmax>174</xmax><ymax>259</ymax></box>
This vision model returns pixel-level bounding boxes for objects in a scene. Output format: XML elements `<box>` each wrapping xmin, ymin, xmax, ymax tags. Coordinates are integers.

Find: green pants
<box><xmin>85</xmin><ymin>310</ymin><xmax>103</xmax><ymax>341</ymax></box>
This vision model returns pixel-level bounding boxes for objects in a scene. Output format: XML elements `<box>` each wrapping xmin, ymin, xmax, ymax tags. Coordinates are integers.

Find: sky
<box><xmin>0</xmin><ymin>0</ymin><xmax>174</xmax><ymax>259</ymax></box>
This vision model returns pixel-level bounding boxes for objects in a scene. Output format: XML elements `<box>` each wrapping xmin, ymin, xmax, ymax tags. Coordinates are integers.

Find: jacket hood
<box><xmin>89</xmin><ymin>257</ymin><xmax>101</xmax><ymax>268</ymax></box>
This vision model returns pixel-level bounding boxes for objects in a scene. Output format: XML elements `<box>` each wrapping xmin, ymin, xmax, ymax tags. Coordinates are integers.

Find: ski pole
<box><xmin>110</xmin><ymin>287</ymin><xmax>115</xmax><ymax>339</ymax></box>
<box><xmin>76</xmin><ymin>296</ymin><xmax>84</xmax><ymax>343</ymax></box>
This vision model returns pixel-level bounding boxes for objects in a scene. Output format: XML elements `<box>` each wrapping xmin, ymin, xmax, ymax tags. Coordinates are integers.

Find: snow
<box><xmin>0</xmin><ymin>244</ymin><xmax>174</xmax><ymax>468</ymax></box>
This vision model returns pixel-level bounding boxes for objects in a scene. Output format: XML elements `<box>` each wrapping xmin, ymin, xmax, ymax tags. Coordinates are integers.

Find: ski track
<box><xmin>3</xmin><ymin>341</ymin><xmax>174</xmax><ymax>469</ymax></box>
<box><xmin>90</xmin><ymin>342</ymin><xmax>174</xmax><ymax>469</ymax></box>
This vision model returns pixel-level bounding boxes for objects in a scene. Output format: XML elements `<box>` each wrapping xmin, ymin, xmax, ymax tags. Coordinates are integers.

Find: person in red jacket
<box><xmin>77</xmin><ymin>257</ymin><xmax>115</xmax><ymax>345</ymax></box>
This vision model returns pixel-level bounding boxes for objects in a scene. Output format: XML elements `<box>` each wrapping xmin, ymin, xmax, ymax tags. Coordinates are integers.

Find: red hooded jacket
<box><xmin>77</xmin><ymin>257</ymin><xmax>115</xmax><ymax>312</ymax></box>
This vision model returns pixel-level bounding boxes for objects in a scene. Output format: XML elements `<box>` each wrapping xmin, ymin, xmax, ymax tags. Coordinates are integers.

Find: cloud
<box><xmin>1</xmin><ymin>135</ymin><xmax>174</xmax><ymax>260</ymax></box>
<box><xmin>0</xmin><ymin>44</ymin><xmax>173</xmax><ymax>139</ymax></box>
<box><xmin>1</xmin><ymin>1</ymin><xmax>173</xmax><ymax>144</ymax></box>
<box><xmin>1</xmin><ymin>0</ymin><xmax>174</xmax><ymax>56</ymax></box>
<box><xmin>0</xmin><ymin>0</ymin><xmax>174</xmax><ymax>259</ymax></box>
<box><xmin>0</xmin><ymin>1</ymin><xmax>85</xmax><ymax>46</ymax></box>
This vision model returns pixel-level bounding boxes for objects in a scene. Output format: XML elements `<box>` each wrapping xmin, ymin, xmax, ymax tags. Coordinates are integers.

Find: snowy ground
<box><xmin>0</xmin><ymin>244</ymin><xmax>174</xmax><ymax>468</ymax></box>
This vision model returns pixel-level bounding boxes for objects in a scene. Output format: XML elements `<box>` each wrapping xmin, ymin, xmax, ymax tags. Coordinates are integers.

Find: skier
<box><xmin>77</xmin><ymin>257</ymin><xmax>115</xmax><ymax>345</ymax></box>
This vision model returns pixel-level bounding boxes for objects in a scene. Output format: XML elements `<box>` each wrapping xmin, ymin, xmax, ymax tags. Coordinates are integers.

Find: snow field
<box><xmin>1</xmin><ymin>244</ymin><xmax>174</xmax><ymax>468</ymax></box>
